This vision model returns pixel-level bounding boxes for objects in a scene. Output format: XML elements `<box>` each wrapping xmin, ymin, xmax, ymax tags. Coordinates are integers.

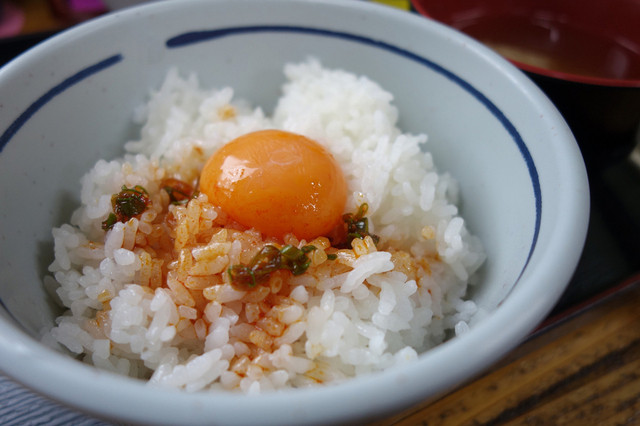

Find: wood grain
<box><xmin>375</xmin><ymin>280</ymin><xmax>640</xmax><ymax>425</ymax></box>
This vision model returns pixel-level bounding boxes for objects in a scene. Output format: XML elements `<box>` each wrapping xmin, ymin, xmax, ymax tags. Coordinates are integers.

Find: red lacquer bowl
<box><xmin>412</xmin><ymin>0</ymin><xmax>640</xmax><ymax>169</ymax></box>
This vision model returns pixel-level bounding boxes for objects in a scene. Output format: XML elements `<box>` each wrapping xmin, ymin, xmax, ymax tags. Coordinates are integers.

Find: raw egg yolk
<box><xmin>199</xmin><ymin>129</ymin><xmax>348</xmax><ymax>240</ymax></box>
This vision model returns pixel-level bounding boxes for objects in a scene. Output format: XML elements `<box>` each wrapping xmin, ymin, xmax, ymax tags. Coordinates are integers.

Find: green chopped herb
<box><xmin>101</xmin><ymin>185</ymin><xmax>151</xmax><ymax>230</ymax></box>
<box><xmin>330</xmin><ymin>203</ymin><xmax>380</xmax><ymax>249</ymax></box>
<box><xmin>228</xmin><ymin>244</ymin><xmax>317</xmax><ymax>288</ymax></box>
<box><xmin>280</xmin><ymin>244</ymin><xmax>316</xmax><ymax>276</ymax></box>
<box><xmin>101</xmin><ymin>213</ymin><xmax>118</xmax><ymax>231</ymax></box>
<box><xmin>162</xmin><ymin>177</ymin><xmax>196</xmax><ymax>205</ymax></box>
<box><xmin>326</xmin><ymin>253</ymin><xmax>338</xmax><ymax>261</ymax></box>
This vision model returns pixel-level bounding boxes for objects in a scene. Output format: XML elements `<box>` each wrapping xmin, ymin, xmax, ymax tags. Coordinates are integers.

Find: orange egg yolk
<box><xmin>199</xmin><ymin>129</ymin><xmax>348</xmax><ymax>240</ymax></box>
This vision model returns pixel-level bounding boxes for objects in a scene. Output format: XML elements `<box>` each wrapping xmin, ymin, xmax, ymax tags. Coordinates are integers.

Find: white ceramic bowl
<box><xmin>0</xmin><ymin>0</ymin><xmax>589</xmax><ymax>424</ymax></box>
<box><xmin>101</xmin><ymin>0</ymin><xmax>158</xmax><ymax>11</ymax></box>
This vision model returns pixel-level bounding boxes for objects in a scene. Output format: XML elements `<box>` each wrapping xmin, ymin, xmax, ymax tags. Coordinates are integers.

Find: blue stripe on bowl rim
<box><xmin>0</xmin><ymin>54</ymin><xmax>123</xmax><ymax>327</ymax></box>
<box><xmin>0</xmin><ymin>25</ymin><xmax>541</xmax><ymax>323</ymax></box>
<box><xmin>0</xmin><ymin>54</ymin><xmax>123</xmax><ymax>153</ymax></box>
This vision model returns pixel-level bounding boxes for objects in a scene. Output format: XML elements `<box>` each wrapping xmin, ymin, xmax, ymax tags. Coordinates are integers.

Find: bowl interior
<box><xmin>0</xmin><ymin>0</ymin><xmax>589</xmax><ymax>424</ymax></box>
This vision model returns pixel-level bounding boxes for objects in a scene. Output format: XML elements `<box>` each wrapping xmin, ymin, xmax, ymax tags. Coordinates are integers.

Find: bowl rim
<box><xmin>507</xmin><ymin>59</ymin><xmax>640</xmax><ymax>88</ymax></box>
<box><xmin>0</xmin><ymin>0</ymin><xmax>590</xmax><ymax>424</ymax></box>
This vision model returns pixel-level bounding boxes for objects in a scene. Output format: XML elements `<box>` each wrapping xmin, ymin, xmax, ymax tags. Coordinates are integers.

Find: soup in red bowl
<box><xmin>412</xmin><ymin>0</ymin><xmax>640</xmax><ymax>169</ymax></box>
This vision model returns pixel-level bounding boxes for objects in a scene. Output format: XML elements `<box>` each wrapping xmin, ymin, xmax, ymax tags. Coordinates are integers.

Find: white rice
<box><xmin>44</xmin><ymin>58</ymin><xmax>485</xmax><ymax>393</ymax></box>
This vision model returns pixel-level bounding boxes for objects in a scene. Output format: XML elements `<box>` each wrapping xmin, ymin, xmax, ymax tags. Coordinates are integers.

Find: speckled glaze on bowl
<box><xmin>0</xmin><ymin>1</ymin><xmax>589</xmax><ymax>424</ymax></box>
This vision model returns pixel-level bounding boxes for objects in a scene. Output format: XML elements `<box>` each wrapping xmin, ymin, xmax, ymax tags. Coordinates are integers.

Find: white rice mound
<box><xmin>43</xmin><ymin>58</ymin><xmax>485</xmax><ymax>393</ymax></box>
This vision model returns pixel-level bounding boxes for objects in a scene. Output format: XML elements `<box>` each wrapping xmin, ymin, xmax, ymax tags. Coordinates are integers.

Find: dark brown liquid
<box><xmin>457</xmin><ymin>15</ymin><xmax>640</xmax><ymax>80</ymax></box>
